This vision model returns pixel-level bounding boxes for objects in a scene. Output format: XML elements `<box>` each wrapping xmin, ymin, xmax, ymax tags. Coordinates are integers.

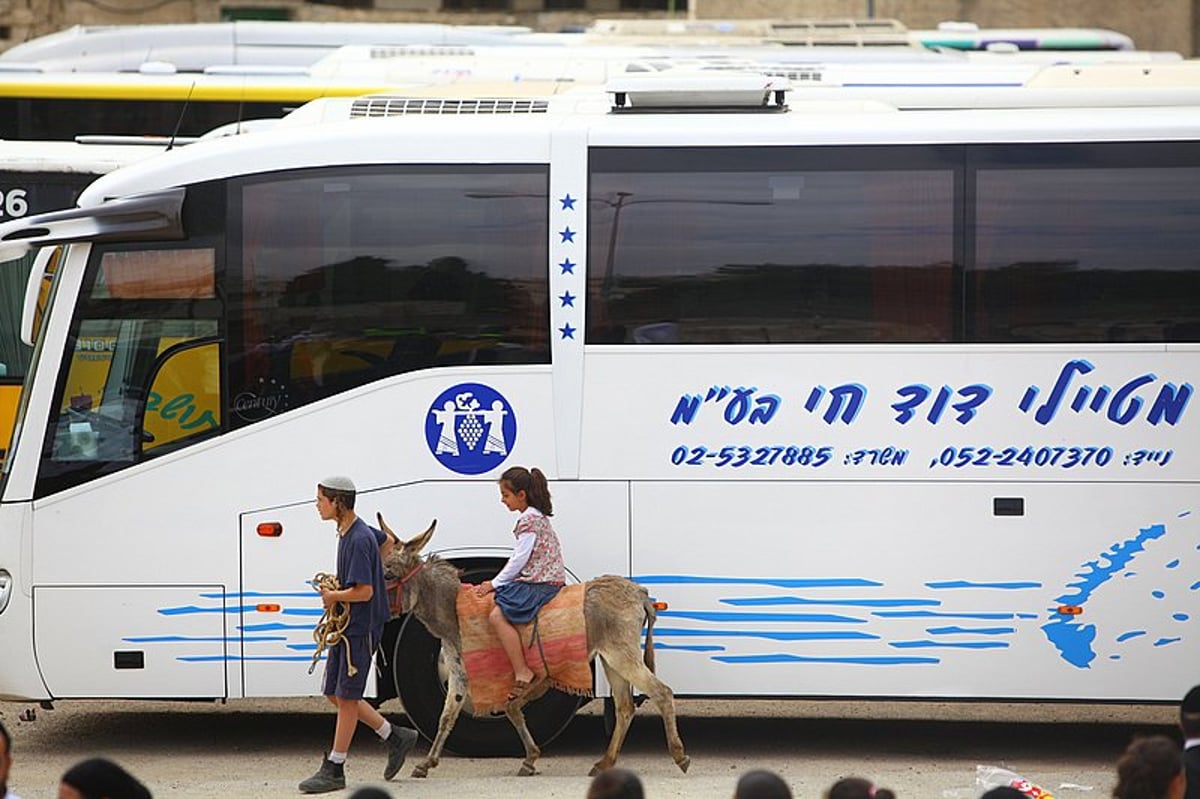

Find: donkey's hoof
<box><xmin>676</xmin><ymin>755</ymin><xmax>691</xmax><ymax>774</ymax></box>
<box><xmin>411</xmin><ymin>765</ymin><xmax>429</xmax><ymax>779</ymax></box>
<box><xmin>517</xmin><ymin>763</ymin><xmax>539</xmax><ymax>777</ymax></box>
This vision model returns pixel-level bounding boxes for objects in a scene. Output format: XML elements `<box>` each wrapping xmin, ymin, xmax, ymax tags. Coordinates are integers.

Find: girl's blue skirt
<box><xmin>494</xmin><ymin>582</ymin><xmax>563</xmax><ymax>623</ymax></box>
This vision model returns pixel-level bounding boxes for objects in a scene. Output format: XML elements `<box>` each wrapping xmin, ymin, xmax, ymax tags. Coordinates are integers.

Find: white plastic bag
<box><xmin>976</xmin><ymin>765</ymin><xmax>1056</xmax><ymax>799</ymax></box>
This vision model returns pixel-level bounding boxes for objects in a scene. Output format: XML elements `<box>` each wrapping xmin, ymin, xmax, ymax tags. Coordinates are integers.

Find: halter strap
<box><xmin>389</xmin><ymin>561</ymin><xmax>425</xmax><ymax>615</ymax></box>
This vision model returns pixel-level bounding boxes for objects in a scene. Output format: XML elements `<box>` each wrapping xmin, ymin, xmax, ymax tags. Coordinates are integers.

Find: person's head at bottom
<box><xmin>59</xmin><ymin>758</ymin><xmax>152</xmax><ymax>799</ymax></box>
<box><xmin>348</xmin><ymin>788</ymin><xmax>393</xmax><ymax>799</ymax></box>
<box><xmin>587</xmin><ymin>766</ymin><xmax>644</xmax><ymax>799</ymax></box>
<box><xmin>735</xmin><ymin>768</ymin><xmax>793</xmax><ymax>799</ymax></box>
<box><xmin>825</xmin><ymin>776</ymin><xmax>896</xmax><ymax>799</ymax></box>
<box><xmin>1113</xmin><ymin>734</ymin><xmax>1185</xmax><ymax>799</ymax></box>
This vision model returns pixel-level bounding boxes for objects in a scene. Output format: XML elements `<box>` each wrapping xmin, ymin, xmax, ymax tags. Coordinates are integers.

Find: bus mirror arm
<box><xmin>0</xmin><ymin>187</ymin><xmax>186</xmax><ymax>262</ymax></box>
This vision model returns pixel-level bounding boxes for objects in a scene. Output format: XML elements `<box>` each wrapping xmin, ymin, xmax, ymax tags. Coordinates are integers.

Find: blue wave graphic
<box><xmin>123</xmin><ymin>635</ymin><xmax>284</xmax><ymax>643</ymax></box>
<box><xmin>179</xmin><ymin>655</ymin><xmax>314</xmax><ymax>662</ymax></box>
<box><xmin>874</xmin><ymin>610</ymin><xmax>1037</xmax><ymax>620</ymax></box>
<box><xmin>890</xmin><ymin>640</ymin><xmax>1008</xmax><ymax>649</ymax></box>
<box><xmin>635</xmin><ymin>576</ymin><xmax>882</xmax><ymax>588</ymax></box>
<box><xmin>135</xmin><ymin>511</ymin><xmax>1191</xmax><ymax>675</ymax></box>
<box><xmin>1042</xmin><ymin>523</ymin><xmax>1167</xmax><ymax>668</ymax></box>
<box><xmin>714</xmin><ymin>653</ymin><xmax>938</xmax><ymax>665</ymax></box>
<box><xmin>659</xmin><ymin>610</ymin><xmax>867</xmax><ymax>624</ymax></box>
<box><xmin>722</xmin><ymin>596</ymin><xmax>939</xmax><ymax>608</ymax></box>
<box><xmin>927</xmin><ymin>581</ymin><xmax>1041</xmax><ymax>590</ymax></box>
<box><xmin>925</xmin><ymin>626</ymin><xmax>1015</xmax><ymax>636</ymax></box>
<box><xmin>655</xmin><ymin>627</ymin><xmax>877</xmax><ymax>641</ymax></box>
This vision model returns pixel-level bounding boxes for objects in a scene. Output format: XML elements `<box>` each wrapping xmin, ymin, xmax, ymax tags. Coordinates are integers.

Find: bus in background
<box><xmin>0</xmin><ymin>18</ymin><xmax>1151</xmax><ymax>77</ymax></box>
<box><xmin>585</xmin><ymin>17</ymin><xmax>1138</xmax><ymax>51</ymax></box>
<box><xmin>0</xmin><ymin>75</ymin><xmax>1196</xmax><ymax>756</ymax></box>
<box><xmin>305</xmin><ymin>52</ymin><xmax>1200</xmax><ymax>111</ymax></box>
<box><xmin>913</xmin><ymin>20</ymin><xmax>1135</xmax><ymax>51</ymax></box>
<box><xmin>0</xmin><ymin>70</ymin><xmax>412</xmax><ymax>140</ymax></box>
<box><xmin>0</xmin><ymin>20</ymin><xmax>538</xmax><ymax>72</ymax></box>
<box><xmin>0</xmin><ymin>44</ymin><xmax>954</xmax><ymax>143</ymax></box>
<box><xmin>0</xmin><ymin>138</ymin><xmax>177</xmax><ymax>462</ymax></box>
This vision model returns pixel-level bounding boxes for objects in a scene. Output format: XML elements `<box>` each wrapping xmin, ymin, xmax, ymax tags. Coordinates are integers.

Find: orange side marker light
<box><xmin>256</xmin><ymin>604</ymin><xmax>281</xmax><ymax>613</ymax></box>
<box><xmin>257</xmin><ymin>522</ymin><xmax>283</xmax><ymax>537</ymax></box>
<box><xmin>651</xmin><ymin>601</ymin><xmax>669</xmax><ymax>611</ymax></box>
<box><xmin>1057</xmin><ymin>605</ymin><xmax>1083</xmax><ymax>615</ymax></box>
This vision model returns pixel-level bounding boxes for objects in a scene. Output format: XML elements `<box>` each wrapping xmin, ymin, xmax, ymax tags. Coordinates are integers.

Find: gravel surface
<box><xmin>0</xmin><ymin>697</ymin><xmax>1178</xmax><ymax>799</ymax></box>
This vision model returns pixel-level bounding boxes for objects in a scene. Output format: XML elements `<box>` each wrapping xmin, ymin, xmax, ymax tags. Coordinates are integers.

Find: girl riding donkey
<box><xmin>474</xmin><ymin>465</ymin><xmax>564</xmax><ymax>704</ymax></box>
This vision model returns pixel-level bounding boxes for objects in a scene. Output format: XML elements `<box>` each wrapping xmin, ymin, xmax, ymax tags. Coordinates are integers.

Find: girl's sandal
<box><xmin>506</xmin><ymin>679</ymin><xmax>533</xmax><ymax>705</ymax></box>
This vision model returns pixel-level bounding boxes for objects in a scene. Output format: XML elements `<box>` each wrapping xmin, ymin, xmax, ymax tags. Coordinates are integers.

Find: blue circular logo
<box><xmin>425</xmin><ymin>383</ymin><xmax>517</xmax><ymax>475</ymax></box>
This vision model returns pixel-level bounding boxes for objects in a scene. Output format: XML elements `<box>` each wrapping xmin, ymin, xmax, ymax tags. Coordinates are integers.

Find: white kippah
<box><xmin>319</xmin><ymin>475</ymin><xmax>356</xmax><ymax>492</ymax></box>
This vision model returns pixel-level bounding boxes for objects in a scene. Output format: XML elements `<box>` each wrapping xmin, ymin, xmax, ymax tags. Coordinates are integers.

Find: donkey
<box><xmin>379</xmin><ymin>515</ymin><xmax>690</xmax><ymax>778</ymax></box>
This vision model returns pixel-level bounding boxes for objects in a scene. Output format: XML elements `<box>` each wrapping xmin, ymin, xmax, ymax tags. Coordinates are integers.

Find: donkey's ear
<box><xmin>377</xmin><ymin>512</ymin><xmax>396</xmax><ymax>542</ymax></box>
<box><xmin>403</xmin><ymin>519</ymin><xmax>437</xmax><ymax>553</ymax></box>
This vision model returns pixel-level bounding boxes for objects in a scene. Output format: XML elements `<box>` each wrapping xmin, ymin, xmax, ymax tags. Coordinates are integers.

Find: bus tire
<box><xmin>392</xmin><ymin>614</ymin><xmax>583</xmax><ymax>756</ymax></box>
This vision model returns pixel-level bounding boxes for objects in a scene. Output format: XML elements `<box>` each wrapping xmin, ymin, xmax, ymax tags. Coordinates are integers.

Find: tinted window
<box><xmin>35</xmin><ymin>185</ymin><xmax>225</xmax><ymax>496</ymax></box>
<box><xmin>37</xmin><ymin>250</ymin><xmax>223</xmax><ymax>495</ymax></box>
<box><xmin>969</xmin><ymin>144</ymin><xmax>1200</xmax><ymax>342</ymax></box>
<box><xmin>227</xmin><ymin>165</ymin><xmax>548</xmax><ymax>425</ymax></box>
<box><xmin>0</xmin><ymin>98</ymin><xmax>295</xmax><ymax>141</ymax></box>
<box><xmin>587</xmin><ymin>146</ymin><xmax>958</xmax><ymax>344</ymax></box>
<box><xmin>590</xmin><ymin>143</ymin><xmax>1200</xmax><ymax>345</ymax></box>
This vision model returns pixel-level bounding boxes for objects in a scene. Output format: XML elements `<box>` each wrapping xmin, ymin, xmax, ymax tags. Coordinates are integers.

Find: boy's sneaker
<box><xmin>298</xmin><ymin>758</ymin><xmax>345</xmax><ymax>794</ymax></box>
<box><xmin>383</xmin><ymin>726</ymin><xmax>420</xmax><ymax>780</ymax></box>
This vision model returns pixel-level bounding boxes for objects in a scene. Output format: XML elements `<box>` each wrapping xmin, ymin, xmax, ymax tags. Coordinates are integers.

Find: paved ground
<box><xmin>0</xmin><ymin>697</ymin><xmax>1178</xmax><ymax>798</ymax></box>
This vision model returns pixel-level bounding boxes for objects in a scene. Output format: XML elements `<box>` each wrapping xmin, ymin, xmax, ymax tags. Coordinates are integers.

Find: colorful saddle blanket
<box><xmin>456</xmin><ymin>583</ymin><xmax>592</xmax><ymax>716</ymax></box>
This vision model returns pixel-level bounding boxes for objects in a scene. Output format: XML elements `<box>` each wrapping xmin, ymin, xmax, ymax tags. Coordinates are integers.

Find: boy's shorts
<box><xmin>322</xmin><ymin>635</ymin><xmax>374</xmax><ymax>699</ymax></box>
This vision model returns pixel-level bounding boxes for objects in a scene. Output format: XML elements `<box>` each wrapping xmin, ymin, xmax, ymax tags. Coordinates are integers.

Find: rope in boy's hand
<box><xmin>309</xmin><ymin>572</ymin><xmax>355</xmax><ymax>676</ymax></box>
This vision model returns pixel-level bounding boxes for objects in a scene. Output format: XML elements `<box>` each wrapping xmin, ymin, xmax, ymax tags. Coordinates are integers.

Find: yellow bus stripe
<box><xmin>0</xmin><ymin>81</ymin><xmax>398</xmax><ymax>102</ymax></box>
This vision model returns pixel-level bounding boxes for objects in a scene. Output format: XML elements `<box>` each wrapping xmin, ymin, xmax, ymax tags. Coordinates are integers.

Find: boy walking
<box><xmin>300</xmin><ymin>476</ymin><xmax>418</xmax><ymax>794</ymax></box>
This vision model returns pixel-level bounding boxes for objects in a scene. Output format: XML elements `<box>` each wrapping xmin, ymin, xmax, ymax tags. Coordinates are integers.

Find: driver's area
<box><xmin>37</xmin><ymin>242</ymin><xmax>223</xmax><ymax>497</ymax></box>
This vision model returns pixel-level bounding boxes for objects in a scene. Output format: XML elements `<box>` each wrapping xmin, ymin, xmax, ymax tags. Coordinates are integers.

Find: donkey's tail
<box><xmin>642</xmin><ymin>594</ymin><xmax>658</xmax><ymax>674</ymax></box>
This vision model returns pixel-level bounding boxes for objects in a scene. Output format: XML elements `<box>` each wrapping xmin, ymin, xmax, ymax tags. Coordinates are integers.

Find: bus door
<box><xmin>27</xmin><ymin>240</ymin><xmax>231</xmax><ymax>699</ymax></box>
<box><xmin>238</xmin><ymin>501</ymin><xmax>344</xmax><ymax>697</ymax></box>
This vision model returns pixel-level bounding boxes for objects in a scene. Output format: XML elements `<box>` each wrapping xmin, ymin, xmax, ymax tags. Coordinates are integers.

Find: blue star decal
<box><xmin>559</xmin><ymin>227</ymin><xmax>576</xmax><ymax>243</ymax></box>
<box><xmin>560</xmin><ymin>194</ymin><xmax>577</xmax><ymax>211</ymax></box>
<box><xmin>559</xmin><ymin>258</ymin><xmax>576</xmax><ymax>275</ymax></box>
<box><xmin>559</xmin><ymin>290</ymin><xmax>576</xmax><ymax>307</ymax></box>
<box><xmin>559</xmin><ymin>323</ymin><xmax>577</xmax><ymax>339</ymax></box>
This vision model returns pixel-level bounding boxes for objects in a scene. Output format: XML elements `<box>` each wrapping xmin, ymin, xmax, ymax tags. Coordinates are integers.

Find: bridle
<box><xmin>388</xmin><ymin>560</ymin><xmax>425</xmax><ymax>614</ymax></box>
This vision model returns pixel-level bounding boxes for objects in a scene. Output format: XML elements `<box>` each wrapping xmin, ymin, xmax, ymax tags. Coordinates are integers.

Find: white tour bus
<box><xmin>0</xmin><ymin>76</ymin><xmax>1196</xmax><ymax>756</ymax></box>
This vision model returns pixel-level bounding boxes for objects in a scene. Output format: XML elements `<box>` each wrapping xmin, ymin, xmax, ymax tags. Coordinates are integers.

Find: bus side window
<box><xmin>228</xmin><ymin>166</ymin><xmax>549</xmax><ymax>427</ymax></box>
<box><xmin>38</xmin><ymin>241</ymin><xmax>223</xmax><ymax>495</ymax></box>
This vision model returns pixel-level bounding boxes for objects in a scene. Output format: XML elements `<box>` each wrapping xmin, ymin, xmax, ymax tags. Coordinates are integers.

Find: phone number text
<box><xmin>927</xmin><ymin>445</ymin><xmax>1145</xmax><ymax>469</ymax></box>
<box><xmin>670</xmin><ymin>445</ymin><xmax>912</xmax><ymax>468</ymax></box>
<box><xmin>668</xmin><ymin>444</ymin><xmax>1176</xmax><ymax>470</ymax></box>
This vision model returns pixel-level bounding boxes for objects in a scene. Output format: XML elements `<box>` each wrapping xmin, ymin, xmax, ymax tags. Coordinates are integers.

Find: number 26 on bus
<box><xmin>0</xmin><ymin>188</ymin><xmax>28</xmax><ymax>218</ymax></box>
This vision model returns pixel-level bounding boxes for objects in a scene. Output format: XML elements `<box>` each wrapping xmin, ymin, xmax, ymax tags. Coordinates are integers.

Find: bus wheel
<box><xmin>392</xmin><ymin>615</ymin><xmax>583</xmax><ymax>756</ymax></box>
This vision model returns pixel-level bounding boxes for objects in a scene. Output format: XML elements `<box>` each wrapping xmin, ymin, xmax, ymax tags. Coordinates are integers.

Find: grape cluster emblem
<box><xmin>426</xmin><ymin>382</ymin><xmax>517</xmax><ymax>475</ymax></box>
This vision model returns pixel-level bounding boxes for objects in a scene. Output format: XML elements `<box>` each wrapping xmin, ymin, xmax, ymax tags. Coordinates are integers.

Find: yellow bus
<box><xmin>0</xmin><ymin>70</ymin><xmax>404</xmax><ymax>140</ymax></box>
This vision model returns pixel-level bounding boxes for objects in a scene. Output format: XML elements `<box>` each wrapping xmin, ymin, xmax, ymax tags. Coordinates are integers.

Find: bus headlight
<box><xmin>0</xmin><ymin>570</ymin><xmax>11</xmax><ymax>614</ymax></box>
